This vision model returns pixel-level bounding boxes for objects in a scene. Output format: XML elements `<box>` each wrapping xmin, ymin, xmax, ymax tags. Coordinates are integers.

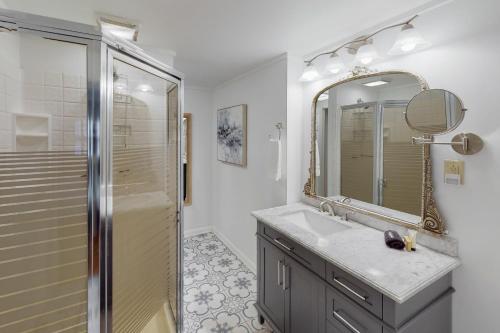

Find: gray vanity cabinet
<box><xmin>258</xmin><ymin>236</ymin><xmax>286</xmax><ymax>332</ymax></box>
<box><xmin>256</xmin><ymin>221</ymin><xmax>454</xmax><ymax>333</ymax></box>
<box><xmin>284</xmin><ymin>255</ymin><xmax>326</xmax><ymax>333</ymax></box>
<box><xmin>257</xmin><ymin>236</ymin><xmax>325</xmax><ymax>333</ymax></box>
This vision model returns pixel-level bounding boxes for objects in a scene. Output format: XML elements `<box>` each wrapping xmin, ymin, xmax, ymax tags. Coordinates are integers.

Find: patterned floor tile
<box><xmin>183</xmin><ymin>232</ymin><xmax>266</xmax><ymax>333</ymax></box>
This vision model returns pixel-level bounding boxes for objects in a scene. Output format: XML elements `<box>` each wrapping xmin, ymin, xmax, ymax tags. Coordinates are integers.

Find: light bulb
<box><xmin>299</xmin><ymin>63</ymin><xmax>320</xmax><ymax>82</ymax></box>
<box><xmin>355</xmin><ymin>43</ymin><xmax>378</xmax><ymax>65</ymax></box>
<box><xmin>137</xmin><ymin>83</ymin><xmax>153</xmax><ymax>92</ymax></box>
<box><xmin>325</xmin><ymin>53</ymin><xmax>345</xmax><ymax>74</ymax></box>
<box><xmin>388</xmin><ymin>24</ymin><xmax>431</xmax><ymax>55</ymax></box>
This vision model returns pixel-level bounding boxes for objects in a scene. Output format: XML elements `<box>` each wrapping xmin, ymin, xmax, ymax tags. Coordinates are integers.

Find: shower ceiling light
<box><xmin>137</xmin><ymin>84</ymin><xmax>154</xmax><ymax>92</ymax></box>
<box><xmin>98</xmin><ymin>16</ymin><xmax>139</xmax><ymax>42</ymax></box>
<box><xmin>299</xmin><ymin>63</ymin><xmax>320</xmax><ymax>82</ymax></box>
<box><xmin>325</xmin><ymin>53</ymin><xmax>345</xmax><ymax>74</ymax></box>
<box><xmin>363</xmin><ymin>80</ymin><xmax>389</xmax><ymax>87</ymax></box>
<box><xmin>300</xmin><ymin>15</ymin><xmax>430</xmax><ymax>82</ymax></box>
<box><xmin>388</xmin><ymin>24</ymin><xmax>431</xmax><ymax>55</ymax></box>
<box><xmin>318</xmin><ymin>92</ymin><xmax>329</xmax><ymax>101</ymax></box>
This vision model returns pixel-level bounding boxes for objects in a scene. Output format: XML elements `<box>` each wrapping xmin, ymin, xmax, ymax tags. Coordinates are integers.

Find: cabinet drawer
<box><xmin>327</xmin><ymin>287</ymin><xmax>383</xmax><ymax>333</ymax></box>
<box><xmin>326</xmin><ymin>262</ymin><xmax>382</xmax><ymax>318</ymax></box>
<box><xmin>260</xmin><ymin>223</ymin><xmax>326</xmax><ymax>278</ymax></box>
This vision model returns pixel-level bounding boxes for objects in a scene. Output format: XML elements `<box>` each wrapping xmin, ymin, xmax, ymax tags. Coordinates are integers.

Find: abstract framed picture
<box><xmin>217</xmin><ymin>104</ymin><xmax>247</xmax><ymax>167</ymax></box>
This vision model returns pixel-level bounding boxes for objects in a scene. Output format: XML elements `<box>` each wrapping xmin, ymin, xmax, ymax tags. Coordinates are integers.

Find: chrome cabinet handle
<box><xmin>282</xmin><ymin>264</ymin><xmax>287</xmax><ymax>290</ymax></box>
<box><xmin>334</xmin><ymin>311</ymin><xmax>361</xmax><ymax>333</ymax></box>
<box><xmin>274</xmin><ymin>238</ymin><xmax>293</xmax><ymax>252</ymax></box>
<box><xmin>277</xmin><ymin>261</ymin><xmax>282</xmax><ymax>286</ymax></box>
<box><xmin>333</xmin><ymin>277</ymin><xmax>367</xmax><ymax>302</ymax></box>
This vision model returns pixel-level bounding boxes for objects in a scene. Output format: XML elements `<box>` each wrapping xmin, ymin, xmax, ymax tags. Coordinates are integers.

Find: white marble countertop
<box><xmin>251</xmin><ymin>203</ymin><xmax>461</xmax><ymax>304</ymax></box>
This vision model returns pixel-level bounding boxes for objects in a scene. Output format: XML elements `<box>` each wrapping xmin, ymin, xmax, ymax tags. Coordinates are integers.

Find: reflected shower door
<box><xmin>381</xmin><ymin>105</ymin><xmax>423</xmax><ymax>215</ymax></box>
<box><xmin>340</xmin><ymin>105</ymin><xmax>375</xmax><ymax>203</ymax></box>
<box><xmin>109</xmin><ymin>55</ymin><xmax>179</xmax><ymax>333</ymax></box>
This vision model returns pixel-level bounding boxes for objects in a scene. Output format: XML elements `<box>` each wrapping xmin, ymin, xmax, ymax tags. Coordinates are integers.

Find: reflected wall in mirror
<box><xmin>309</xmin><ymin>72</ymin><xmax>440</xmax><ymax>229</ymax></box>
<box><xmin>183</xmin><ymin>113</ymin><xmax>192</xmax><ymax>205</ymax></box>
<box><xmin>406</xmin><ymin>89</ymin><xmax>465</xmax><ymax>134</ymax></box>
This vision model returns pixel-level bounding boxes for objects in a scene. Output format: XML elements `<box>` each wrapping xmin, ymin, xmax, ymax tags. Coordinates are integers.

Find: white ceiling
<box><xmin>3</xmin><ymin>0</ymin><xmax>447</xmax><ymax>87</ymax></box>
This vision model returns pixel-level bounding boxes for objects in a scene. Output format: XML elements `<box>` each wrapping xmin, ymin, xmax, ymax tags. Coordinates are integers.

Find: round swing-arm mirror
<box><xmin>405</xmin><ymin>89</ymin><xmax>466</xmax><ymax>135</ymax></box>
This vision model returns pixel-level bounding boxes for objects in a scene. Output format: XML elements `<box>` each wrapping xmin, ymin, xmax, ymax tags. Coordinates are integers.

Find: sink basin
<box><xmin>277</xmin><ymin>210</ymin><xmax>351</xmax><ymax>237</ymax></box>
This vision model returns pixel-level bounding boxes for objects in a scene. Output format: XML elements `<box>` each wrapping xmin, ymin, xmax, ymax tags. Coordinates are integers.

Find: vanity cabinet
<box><xmin>255</xmin><ymin>221</ymin><xmax>454</xmax><ymax>333</ymax></box>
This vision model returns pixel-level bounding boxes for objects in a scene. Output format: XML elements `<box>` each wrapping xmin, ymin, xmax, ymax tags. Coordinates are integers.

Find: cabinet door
<box><xmin>285</xmin><ymin>256</ymin><xmax>326</xmax><ymax>333</ymax></box>
<box><xmin>258</xmin><ymin>238</ymin><xmax>286</xmax><ymax>332</ymax></box>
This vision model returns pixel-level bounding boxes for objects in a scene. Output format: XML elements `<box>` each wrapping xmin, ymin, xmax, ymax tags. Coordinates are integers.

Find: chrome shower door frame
<box><xmin>0</xmin><ymin>9</ymin><xmax>184</xmax><ymax>333</ymax></box>
<box><xmin>102</xmin><ymin>45</ymin><xmax>184</xmax><ymax>333</ymax></box>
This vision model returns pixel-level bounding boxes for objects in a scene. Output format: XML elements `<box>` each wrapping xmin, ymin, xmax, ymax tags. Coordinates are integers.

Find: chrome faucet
<box><xmin>319</xmin><ymin>200</ymin><xmax>336</xmax><ymax>216</ymax></box>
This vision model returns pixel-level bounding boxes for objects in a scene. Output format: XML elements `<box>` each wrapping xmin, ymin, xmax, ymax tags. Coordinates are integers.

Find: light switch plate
<box><xmin>444</xmin><ymin>160</ymin><xmax>464</xmax><ymax>185</ymax></box>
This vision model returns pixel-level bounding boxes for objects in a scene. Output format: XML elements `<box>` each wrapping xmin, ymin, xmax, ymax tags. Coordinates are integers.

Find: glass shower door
<box><xmin>108</xmin><ymin>54</ymin><xmax>180</xmax><ymax>333</ymax></box>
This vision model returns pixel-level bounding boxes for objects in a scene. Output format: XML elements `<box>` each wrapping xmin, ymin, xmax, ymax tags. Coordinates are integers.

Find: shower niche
<box><xmin>0</xmin><ymin>10</ymin><xmax>183</xmax><ymax>333</ymax></box>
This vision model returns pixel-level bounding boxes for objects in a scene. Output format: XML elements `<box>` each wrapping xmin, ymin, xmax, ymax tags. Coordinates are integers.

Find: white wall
<box><xmin>183</xmin><ymin>87</ymin><xmax>213</xmax><ymax>235</ymax></box>
<box><xmin>212</xmin><ymin>55</ymin><xmax>288</xmax><ymax>271</ymax></box>
<box><xmin>299</xmin><ymin>2</ymin><xmax>500</xmax><ymax>331</ymax></box>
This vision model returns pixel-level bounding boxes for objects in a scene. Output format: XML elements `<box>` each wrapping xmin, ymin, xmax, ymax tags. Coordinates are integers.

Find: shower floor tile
<box><xmin>183</xmin><ymin>232</ymin><xmax>272</xmax><ymax>333</ymax></box>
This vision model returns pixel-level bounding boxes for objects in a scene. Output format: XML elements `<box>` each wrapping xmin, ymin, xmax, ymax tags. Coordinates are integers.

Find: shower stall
<box><xmin>0</xmin><ymin>9</ymin><xmax>183</xmax><ymax>333</ymax></box>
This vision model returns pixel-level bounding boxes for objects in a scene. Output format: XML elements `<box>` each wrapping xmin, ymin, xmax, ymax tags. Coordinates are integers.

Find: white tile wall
<box><xmin>0</xmin><ymin>69</ymin><xmax>88</xmax><ymax>152</ymax></box>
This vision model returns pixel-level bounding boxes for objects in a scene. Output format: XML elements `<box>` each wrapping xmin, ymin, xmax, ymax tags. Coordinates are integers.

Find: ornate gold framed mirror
<box><xmin>304</xmin><ymin>70</ymin><xmax>445</xmax><ymax>234</ymax></box>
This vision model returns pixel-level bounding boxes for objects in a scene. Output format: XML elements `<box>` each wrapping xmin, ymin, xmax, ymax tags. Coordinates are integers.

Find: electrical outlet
<box><xmin>444</xmin><ymin>160</ymin><xmax>464</xmax><ymax>185</ymax></box>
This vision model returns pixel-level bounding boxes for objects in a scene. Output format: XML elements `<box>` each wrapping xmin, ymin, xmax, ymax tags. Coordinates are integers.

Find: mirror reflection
<box><xmin>315</xmin><ymin>73</ymin><xmax>424</xmax><ymax>216</ymax></box>
<box><xmin>405</xmin><ymin>89</ymin><xmax>465</xmax><ymax>135</ymax></box>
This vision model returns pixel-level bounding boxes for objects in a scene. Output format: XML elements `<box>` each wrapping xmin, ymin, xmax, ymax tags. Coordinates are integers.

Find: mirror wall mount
<box><xmin>412</xmin><ymin>133</ymin><xmax>484</xmax><ymax>155</ymax></box>
<box><xmin>304</xmin><ymin>70</ymin><xmax>447</xmax><ymax>235</ymax></box>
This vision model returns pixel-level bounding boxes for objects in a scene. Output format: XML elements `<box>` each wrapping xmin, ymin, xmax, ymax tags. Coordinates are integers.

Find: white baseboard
<box><xmin>184</xmin><ymin>225</ymin><xmax>213</xmax><ymax>238</ymax></box>
<box><xmin>213</xmin><ymin>229</ymin><xmax>256</xmax><ymax>274</ymax></box>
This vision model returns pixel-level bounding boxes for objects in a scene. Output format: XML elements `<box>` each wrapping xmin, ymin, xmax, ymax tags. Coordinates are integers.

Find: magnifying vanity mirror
<box><xmin>406</xmin><ymin>89</ymin><xmax>484</xmax><ymax>155</ymax></box>
<box><xmin>305</xmin><ymin>71</ymin><xmax>447</xmax><ymax>234</ymax></box>
<box><xmin>405</xmin><ymin>89</ymin><xmax>465</xmax><ymax>134</ymax></box>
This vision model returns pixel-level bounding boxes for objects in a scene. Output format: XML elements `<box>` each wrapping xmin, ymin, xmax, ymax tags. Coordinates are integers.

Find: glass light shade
<box><xmin>299</xmin><ymin>63</ymin><xmax>320</xmax><ymax>82</ymax></box>
<box><xmin>388</xmin><ymin>24</ymin><xmax>431</xmax><ymax>55</ymax></box>
<box><xmin>355</xmin><ymin>43</ymin><xmax>378</xmax><ymax>65</ymax></box>
<box><xmin>325</xmin><ymin>53</ymin><xmax>345</xmax><ymax>74</ymax></box>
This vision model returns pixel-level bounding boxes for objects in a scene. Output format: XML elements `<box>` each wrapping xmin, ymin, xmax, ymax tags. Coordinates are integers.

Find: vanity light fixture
<box><xmin>363</xmin><ymin>80</ymin><xmax>389</xmax><ymax>87</ymax></box>
<box><xmin>325</xmin><ymin>53</ymin><xmax>345</xmax><ymax>74</ymax></box>
<box><xmin>355</xmin><ymin>41</ymin><xmax>379</xmax><ymax>65</ymax></box>
<box><xmin>299</xmin><ymin>62</ymin><xmax>320</xmax><ymax>82</ymax></box>
<box><xmin>300</xmin><ymin>15</ymin><xmax>430</xmax><ymax>82</ymax></box>
<box><xmin>388</xmin><ymin>23</ymin><xmax>431</xmax><ymax>55</ymax></box>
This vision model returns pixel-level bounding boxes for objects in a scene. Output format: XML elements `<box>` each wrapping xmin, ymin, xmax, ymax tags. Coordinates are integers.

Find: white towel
<box><xmin>315</xmin><ymin>140</ymin><xmax>321</xmax><ymax>176</ymax></box>
<box><xmin>275</xmin><ymin>137</ymin><xmax>282</xmax><ymax>181</ymax></box>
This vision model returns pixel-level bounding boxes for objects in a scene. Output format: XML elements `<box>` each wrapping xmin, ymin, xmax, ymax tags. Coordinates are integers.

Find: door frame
<box><xmin>102</xmin><ymin>47</ymin><xmax>184</xmax><ymax>333</ymax></box>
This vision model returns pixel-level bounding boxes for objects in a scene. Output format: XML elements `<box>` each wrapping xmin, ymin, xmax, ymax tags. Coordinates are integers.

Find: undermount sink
<box><xmin>277</xmin><ymin>209</ymin><xmax>351</xmax><ymax>237</ymax></box>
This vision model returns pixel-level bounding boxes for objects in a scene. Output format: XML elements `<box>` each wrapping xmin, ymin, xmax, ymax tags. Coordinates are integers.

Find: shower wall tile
<box><xmin>0</xmin><ymin>75</ymin><xmax>5</xmax><ymax>93</ymax></box>
<box><xmin>63</xmin><ymin>102</ymin><xmax>83</xmax><ymax>117</ymax></box>
<box><xmin>63</xmin><ymin>88</ymin><xmax>81</xmax><ymax>103</ymax></box>
<box><xmin>44</xmin><ymin>72</ymin><xmax>63</xmax><ymax>87</ymax></box>
<box><xmin>44</xmin><ymin>101</ymin><xmax>63</xmax><ymax>116</ymax></box>
<box><xmin>23</xmin><ymin>84</ymin><xmax>44</xmax><ymax>100</ymax></box>
<box><xmin>63</xmin><ymin>74</ymin><xmax>80</xmax><ymax>88</ymax></box>
<box><xmin>51</xmin><ymin>116</ymin><xmax>63</xmax><ymax>131</ymax></box>
<box><xmin>22</xmin><ymin>100</ymin><xmax>44</xmax><ymax>113</ymax></box>
<box><xmin>0</xmin><ymin>93</ymin><xmax>5</xmax><ymax>112</ymax></box>
<box><xmin>44</xmin><ymin>86</ymin><xmax>63</xmax><ymax>101</ymax></box>
<box><xmin>0</xmin><ymin>112</ymin><xmax>10</xmax><ymax>129</ymax></box>
<box><xmin>80</xmin><ymin>76</ymin><xmax>87</xmax><ymax>89</ymax></box>
<box><xmin>22</xmin><ymin>71</ymin><xmax>44</xmax><ymax>85</ymax></box>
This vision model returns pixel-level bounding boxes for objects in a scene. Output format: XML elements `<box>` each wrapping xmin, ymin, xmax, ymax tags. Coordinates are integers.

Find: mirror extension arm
<box><xmin>412</xmin><ymin>133</ymin><xmax>483</xmax><ymax>155</ymax></box>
